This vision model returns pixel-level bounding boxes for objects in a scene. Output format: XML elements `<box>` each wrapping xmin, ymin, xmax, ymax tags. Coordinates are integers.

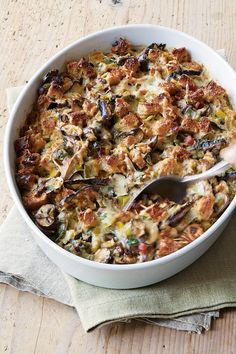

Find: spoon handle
<box><xmin>183</xmin><ymin>160</ymin><xmax>231</xmax><ymax>184</ymax></box>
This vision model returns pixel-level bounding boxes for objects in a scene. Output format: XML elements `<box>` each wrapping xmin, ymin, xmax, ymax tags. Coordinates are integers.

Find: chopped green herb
<box><xmin>104</xmin><ymin>57</ymin><xmax>117</xmax><ymax>64</ymax></box>
<box><xmin>127</xmin><ymin>237</ymin><xmax>139</xmax><ymax>246</ymax></box>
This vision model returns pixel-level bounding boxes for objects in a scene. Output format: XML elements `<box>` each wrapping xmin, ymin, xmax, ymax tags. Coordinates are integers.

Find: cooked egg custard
<box><xmin>15</xmin><ymin>38</ymin><xmax>236</xmax><ymax>264</ymax></box>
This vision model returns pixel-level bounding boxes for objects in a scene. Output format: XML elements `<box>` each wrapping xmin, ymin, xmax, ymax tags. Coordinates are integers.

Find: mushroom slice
<box><xmin>214</xmin><ymin>193</ymin><xmax>230</xmax><ymax>216</ymax></box>
<box><xmin>167</xmin><ymin>201</ymin><xmax>192</xmax><ymax>227</ymax></box>
<box><xmin>138</xmin><ymin>43</ymin><xmax>158</xmax><ymax>72</ymax></box>
<box><xmin>116</xmin><ymin>127</ymin><xmax>141</xmax><ymax>139</ymax></box>
<box><xmin>64</xmin><ymin>173</ymin><xmax>110</xmax><ymax>189</ymax></box>
<box><xmin>53</xmin><ymin>146</ymin><xmax>87</xmax><ymax>180</ymax></box>
<box><xmin>224</xmin><ymin>171</ymin><xmax>236</xmax><ymax>180</ymax></box>
<box><xmin>98</xmin><ymin>99</ymin><xmax>111</xmax><ymax>121</ymax></box>
<box><xmin>44</xmin><ymin>177</ymin><xmax>64</xmax><ymax>193</ymax></box>
<box><xmin>188</xmin><ymin>137</ymin><xmax>226</xmax><ymax>151</ymax></box>
<box><xmin>94</xmin><ymin>248</ymin><xmax>111</xmax><ymax>263</ymax></box>
<box><xmin>181</xmin><ymin>69</ymin><xmax>202</xmax><ymax>76</ymax></box>
<box><xmin>35</xmin><ymin>204</ymin><xmax>57</xmax><ymax>229</ymax></box>
<box><xmin>61</xmin><ymin>124</ymin><xmax>83</xmax><ymax>138</ymax></box>
<box><xmin>42</xmin><ymin>70</ymin><xmax>62</xmax><ymax>85</ymax></box>
<box><xmin>61</xmin><ymin>185</ymin><xmax>92</xmax><ymax>205</ymax></box>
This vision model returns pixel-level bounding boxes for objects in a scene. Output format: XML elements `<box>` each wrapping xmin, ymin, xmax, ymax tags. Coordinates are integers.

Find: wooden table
<box><xmin>0</xmin><ymin>0</ymin><xmax>236</xmax><ymax>352</ymax></box>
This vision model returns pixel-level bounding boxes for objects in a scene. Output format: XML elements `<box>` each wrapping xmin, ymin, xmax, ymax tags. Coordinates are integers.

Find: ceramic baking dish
<box><xmin>4</xmin><ymin>24</ymin><xmax>236</xmax><ymax>289</ymax></box>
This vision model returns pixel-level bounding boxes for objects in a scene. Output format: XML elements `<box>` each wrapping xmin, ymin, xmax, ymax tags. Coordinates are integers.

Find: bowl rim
<box><xmin>4</xmin><ymin>23</ymin><xmax>236</xmax><ymax>271</ymax></box>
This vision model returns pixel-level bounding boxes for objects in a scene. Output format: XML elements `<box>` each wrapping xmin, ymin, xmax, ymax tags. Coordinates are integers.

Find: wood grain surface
<box><xmin>1</xmin><ymin>0</ymin><xmax>236</xmax><ymax>353</ymax></box>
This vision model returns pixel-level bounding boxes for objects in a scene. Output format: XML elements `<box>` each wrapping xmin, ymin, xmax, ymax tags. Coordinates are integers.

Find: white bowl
<box><xmin>4</xmin><ymin>24</ymin><xmax>236</xmax><ymax>289</ymax></box>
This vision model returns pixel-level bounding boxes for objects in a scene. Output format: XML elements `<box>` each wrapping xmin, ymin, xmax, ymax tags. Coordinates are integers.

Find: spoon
<box><xmin>124</xmin><ymin>159</ymin><xmax>230</xmax><ymax>210</ymax></box>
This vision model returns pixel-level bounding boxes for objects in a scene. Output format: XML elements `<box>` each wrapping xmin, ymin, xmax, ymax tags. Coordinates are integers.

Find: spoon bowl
<box><xmin>125</xmin><ymin>160</ymin><xmax>231</xmax><ymax>210</ymax></box>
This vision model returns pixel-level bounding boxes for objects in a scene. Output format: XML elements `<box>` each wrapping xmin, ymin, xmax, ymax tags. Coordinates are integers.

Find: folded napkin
<box><xmin>2</xmin><ymin>49</ymin><xmax>235</xmax><ymax>332</ymax></box>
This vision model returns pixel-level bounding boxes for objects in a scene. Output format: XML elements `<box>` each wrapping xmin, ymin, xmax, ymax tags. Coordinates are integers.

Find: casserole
<box><xmin>4</xmin><ymin>24</ymin><xmax>236</xmax><ymax>289</ymax></box>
